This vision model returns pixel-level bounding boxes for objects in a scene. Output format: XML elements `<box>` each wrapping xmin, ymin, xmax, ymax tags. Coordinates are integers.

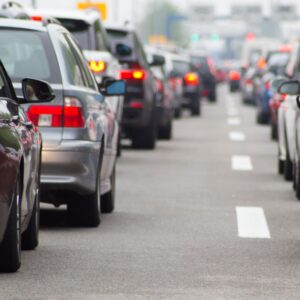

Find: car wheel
<box><xmin>284</xmin><ymin>152</ymin><xmax>293</xmax><ymax>181</ymax></box>
<box><xmin>174</xmin><ymin>107</ymin><xmax>182</xmax><ymax>119</ymax></box>
<box><xmin>0</xmin><ymin>174</ymin><xmax>21</xmax><ymax>272</ymax></box>
<box><xmin>101</xmin><ymin>165</ymin><xmax>116</xmax><ymax>214</ymax></box>
<box><xmin>22</xmin><ymin>192</ymin><xmax>39</xmax><ymax>250</ymax></box>
<box><xmin>158</xmin><ymin>120</ymin><xmax>172</xmax><ymax>140</ymax></box>
<box><xmin>208</xmin><ymin>89</ymin><xmax>217</xmax><ymax>102</ymax></box>
<box><xmin>132</xmin><ymin>110</ymin><xmax>157</xmax><ymax>150</ymax></box>
<box><xmin>191</xmin><ymin>97</ymin><xmax>201</xmax><ymax>116</ymax></box>
<box><xmin>68</xmin><ymin>155</ymin><xmax>102</xmax><ymax>227</ymax></box>
<box><xmin>271</xmin><ymin>123</ymin><xmax>278</xmax><ymax>140</ymax></box>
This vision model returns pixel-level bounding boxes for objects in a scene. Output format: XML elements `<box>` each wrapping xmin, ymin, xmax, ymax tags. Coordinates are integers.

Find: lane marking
<box><xmin>231</xmin><ymin>155</ymin><xmax>253</xmax><ymax>171</ymax></box>
<box><xmin>227</xmin><ymin>117</ymin><xmax>241</xmax><ymax>125</ymax></box>
<box><xmin>227</xmin><ymin>109</ymin><xmax>239</xmax><ymax>116</ymax></box>
<box><xmin>236</xmin><ymin>207</ymin><xmax>271</xmax><ymax>239</ymax></box>
<box><xmin>229</xmin><ymin>131</ymin><xmax>246</xmax><ymax>142</ymax></box>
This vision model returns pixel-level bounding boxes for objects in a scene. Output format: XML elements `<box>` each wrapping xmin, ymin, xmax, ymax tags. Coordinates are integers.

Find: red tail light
<box><xmin>31</xmin><ymin>15</ymin><xmax>43</xmax><ymax>21</ymax></box>
<box><xmin>265</xmin><ymin>81</ymin><xmax>271</xmax><ymax>90</ymax></box>
<box><xmin>229</xmin><ymin>71</ymin><xmax>241</xmax><ymax>81</ymax></box>
<box><xmin>156</xmin><ymin>79</ymin><xmax>164</xmax><ymax>93</ymax></box>
<box><xmin>184</xmin><ymin>72</ymin><xmax>199</xmax><ymax>86</ymax></box>
<box><xmin>27</xmin><ymin>97</ymin><xmax>85</xmax><ymax>128</ymax></box>
<box><xmin>120</xmin><ymin>70</ymin><xmax>146</xmax><ymax>81</ymax></box>
<box><xmin>245</xmin><ymin>79</ymin><xmax>253</xmax><ymax>85</ymax></box>
<box><xmin>130</xmin><ymin>102</ymin><xmax>144</xmax><ymax>109</ymax></box>
<box><xmin>89</xmin><ymin>61</ymin><xmax>106</xmax><ymax>74</ymax></box>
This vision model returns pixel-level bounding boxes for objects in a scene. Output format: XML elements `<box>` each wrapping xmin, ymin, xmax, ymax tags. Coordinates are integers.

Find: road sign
<box><xmin>77</xmin><ymin>2</ymin><xmax>107</xmax><ymax>20</ymax></box>
<box><xmin>190</xmin><ymin>5</ymin><xmax>214</xmax><ymax>22</ymax></box>
<box><xmin>232</xmin><ymin>5</ymin><xmax>262</xmax><ymax>22</ymax></box>
<box><xmin>273</xmin><ymin>4</ymin><xmax>297</xmax><ymax>20</ymax></box>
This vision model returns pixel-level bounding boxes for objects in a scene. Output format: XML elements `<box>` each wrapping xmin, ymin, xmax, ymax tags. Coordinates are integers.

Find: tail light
<box><xmin>229</xmin><ymin>71</ymin><xmax>241</xmax><ymax>81</ymax></box>
<box><xmin>31</xmin><ymin>15</ymin><xmax>43</xmax><ymax>21</ymax></box>
<box><xmin>156</xmin><ymin>79</ymin><xmax>164</xmax><ymax>93</ymax></box>
<box><xmin>265</xmin><ymin>81</ymin><xmax>271</xmax><ymax>91</ymax></box>
<box><xmin>27</xmin><ymin>97</ymin><xmax>85</xmax><ymax>128</ymax></box>
<box><xmin>120</xmin><ymin>70</ymin><xmax>146</xmax><ymax>81</ymax></box>
<box><xmin>129</xmin><ymin>101</ymin><xmax>144</xmax><ymax>109</ymax></box>
<box><xmin>246</xmin><ymin>79</ymin><xmax>253</xmax><ymax>85</ymax></box>
<box><xmin>281</xmin><ymin>94</ymin><xmax>287</xmax><ymax>102</ymax></box>
<box><xmin>89</xmin><ymin>61</ymin><xmax>106</xmax><ymax>74</ymax></box>
<box><xmin>184</xmin><ymin>72</ymin><xmax>199</xmax><ymax>86</ymax></box>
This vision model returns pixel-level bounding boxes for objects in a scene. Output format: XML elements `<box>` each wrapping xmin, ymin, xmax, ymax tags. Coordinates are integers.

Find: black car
<box><xmin>190</xmin><ymin>54</ymin><xmax>217</xmax><ymax>102</ymax></box>
<box><xmin>0</xmin><ymin>61</ymin><xmax>54</xmax><ymax>272</ymax></box>
<box><xmin>106</xmin><ymin>25</ymin><xmax>159</xmax><ymax>149</ymax></box>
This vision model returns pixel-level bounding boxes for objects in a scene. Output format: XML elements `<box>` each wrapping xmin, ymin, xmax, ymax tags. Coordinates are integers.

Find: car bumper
<box><xmin>40</xmin><ymin>140</ymin><xmax>102</xmax><ymax>198</ymax></box>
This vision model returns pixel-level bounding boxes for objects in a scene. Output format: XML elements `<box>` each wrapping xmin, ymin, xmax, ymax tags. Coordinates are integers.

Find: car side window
<box><xmin>58</xmin><ymin>34</ymin><xmax>86</xmax><ymax>87</ymax></box>
<box><xmin>0</xmin><ymin>67</ymin><xmax>12</xmax><ymax>98</ymax></box>
<box><xmin>64</xmin><ymin>34</ymin><xmax>98</xmax><ymax>91</ymax></box>
<box><xmin>134</xmin><ymin>35</ymin><xmax>149</xmax><ymax>69</ymax></box>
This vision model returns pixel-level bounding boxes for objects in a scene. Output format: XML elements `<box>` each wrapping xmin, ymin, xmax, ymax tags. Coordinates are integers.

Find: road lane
<box><xmin>1</xmin><ymin>85</ymin><xmax>300</xmax><ymax>299</ymax></box>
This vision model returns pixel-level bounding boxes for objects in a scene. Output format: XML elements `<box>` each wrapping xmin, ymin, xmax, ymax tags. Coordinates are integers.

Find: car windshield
<box><xmin>0</xmin><ymin>29</ymin><xmax>61</xmax><ymax>84</ymax></box>
<box><xmin>58</xmin><ymin>19</ymin><xmax>90</xmax><ymax>49</ymax></box>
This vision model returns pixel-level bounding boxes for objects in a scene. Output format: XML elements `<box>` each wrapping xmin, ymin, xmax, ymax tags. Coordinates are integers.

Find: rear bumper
<box><xmin>41</xmin><ymin>140</ymin><xmax>102</xmax><ymax>198</ymax></box>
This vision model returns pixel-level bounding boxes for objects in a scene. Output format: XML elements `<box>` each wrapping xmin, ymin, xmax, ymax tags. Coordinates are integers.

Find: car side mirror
<box><xmin>149</xmin><ymin>54</ymin><xmax>165</xmax><ymax>67</ymax></box>
<box><xmin>22</xmin><ymin>78</ymin><xmax>55</xmax><ymax>103</ymax></box>
<box><xmin>116</xmin><ymin>43</ymin><xmax>132</xmax><ymax>57</ymax></box>
<box><xmin>278</xmin><ymin>80</ymin><xmax>300</xmax><ymax>95</ymax></box>
<box><xmin>99</xmin><ymin>78</ymin><xmax>126</xmax><ymax>96</ymax></box>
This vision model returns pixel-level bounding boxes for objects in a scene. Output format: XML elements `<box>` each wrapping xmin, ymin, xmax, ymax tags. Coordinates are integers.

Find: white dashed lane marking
<box><xmin>227</xmin><ymin>117</ymin><xmax>241</xmax><ymax>125</ymax></box>
<box><xmin>229</xmin><ymin>131</ymin><xmax>246</xmax><ymax>142</ymax></box>
<box><xmin>236</xmin><ymin>207</ymin><xmax>271</xmax><ymax>239</ymax></box>
<box><xmin>231</xmin><ymin>155</ymin><xmax>253</xmax><ymax>171</ymax></box>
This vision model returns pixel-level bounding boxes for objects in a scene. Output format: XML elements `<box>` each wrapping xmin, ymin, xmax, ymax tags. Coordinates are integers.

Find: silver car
<box><xmin>0</xmin><ymin>19</ymin><xmax>122</xmax><ymax>226</ymax></box>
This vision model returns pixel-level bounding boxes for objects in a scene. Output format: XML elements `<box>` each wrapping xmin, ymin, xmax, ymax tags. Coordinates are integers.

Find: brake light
<box><xmin>229</xmin><ymin>71</ymin><xmax>240</xmax><ymax>81</ymax></box>
<box><xmin>246</xmin><ymin>79</ymin><xmax>253</xmax><ymax>85</ymax></box>
<box><xmin>265</xmin><ymin>81</ymin><xmax>271</xmax><ymax>90</ymax></box>
<box><xmin>156</xmin><ymin>79</ymin><xmax>164</xmax><ymax>93</ymax></box>
<box><xmin>27</xmin><ymin>106</ymin><xmax>62</xmax><ymax>127</ymax></box>
<box><xmin>27</xmin><ymin>97</ymin><xmax>85</xmax><ymax>128</ymax></box>
<box><xmin>130</xmin><ymin>102</ymin><xmax>144</xmax><ymax>109</ymax></box>
<box><xmin>120</xmin><ymin>70</ymin><xmax>146</xmax><ymax>80</ymax></box>
<box><xmin>184</xmin><ymin>72</ymin><xmax>199</xmax><ymax>86</ymax></box>
<box><xmin>89</xmin><ymin>61</ymin><xmax>106</xmax><ymax>73</ymax></box>
<box><xmin>31</xmin><ymin>15</ymin><xmax>43</xmax><ymax>21</ymax></box>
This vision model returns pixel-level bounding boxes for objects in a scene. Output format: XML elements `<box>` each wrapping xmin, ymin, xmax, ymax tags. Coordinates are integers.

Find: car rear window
<box><xmin>173</xmin><ymin>60</ymin><xmax>190</xmax><ymax>75</ymax></box>
<box><xmin>0</xmin><ymin>29</ymin><xmax>61</xmax><ymax>84</ymax></box>
<box><xmin>191</xmin><ymin>56</ymin><xmax>209</xmax><ymax>72</ymax></box>
<box><xmin>57</xmin><ymin>19</ymin><xmax>90</xmax><ymax>49</ymax></box>
<box><xmin>267</xmin><ymin>52</ymin><xmax>290</xmax><ymax>66</ymax></box>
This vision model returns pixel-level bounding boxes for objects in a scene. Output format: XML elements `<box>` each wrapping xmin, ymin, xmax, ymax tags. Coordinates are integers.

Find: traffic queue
<box><xmin>0</xmin><ymin>3</ymin><xmax>218</xmax><ymax>272</ymax></box>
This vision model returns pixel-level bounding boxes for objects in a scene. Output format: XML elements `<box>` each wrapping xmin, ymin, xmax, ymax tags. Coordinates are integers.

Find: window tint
<box><xmin>65</xmin><ymin>34</ymin><xmax>98</xmax><ymax>90</ymax></box>
<box><xmin>58</xmin><ymin>34</ymin><xmax>85</xmax><ymax>87</ymax></box>
<box><xmin>58</xmin><ymin>18</ymin><xmax>90</xmax><ymax>49</ymax></box>
<box><xmin>0</xmin><ymin>71</ymin><xmax>9</xmax><ymax>98</ymax></box>
<box><xmin>0</xmin><ymin>29</ymin><xmax>61</xmax><ymax>84</ymax></box>
<box><xmin>173</xmin><ymin>60</ymin><xmax>190</xmax><ymax>75</ymax></box>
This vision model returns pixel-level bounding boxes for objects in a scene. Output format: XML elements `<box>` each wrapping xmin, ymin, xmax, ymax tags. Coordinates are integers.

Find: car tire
<box><xmin>0</xmin><ymin>175</ymin><xmax>21</xmax><ymax>272</ymax></box>
<box><xmin>174</xmin><ymin>107</ymin><xmax>182</xmax><ymax>119</ymax></box>
<box><xmin>158</xmin><ymin>120</ymin><xmax>172</xmax><ymax>140</ymax></box>
<box><xmin>271</xmin><ymin>123</ymin><xmax>278</xmax><ymax>140</ymax></box>
<box><xmin>68</xmin><ymin>152</ymin><xmax>103</xmax><ymax>227</ymax></box>
<box><xmin>278</xmin><ymin>157</ymin><xmax>284</xmax><ymax>175</ymax></box>
<box><xmin>191</xmin><ymin>97</ymin><xmax>201</xmax><ymax>116</ymax></box>
<box><xmin>132</xmin><ymin>109</ymin><xmax>157</xmax><ymax>150</ymax></box>
<box><xmin>101</xmin><ymin>165</ymin><xmax>116</xmax><ymax>214</ymax></box>
<box><xmin>284</xmin><ymin>152</ymin><xmax>293</xmax><ymax>181</ymax></box>
<box><xmin>208</xmin><ymin>89</ymin><xmax>217</xmax><ymax>102</ymax></box>
<box><xmin>22</xmin><ymin>193</ymin><xmax>39</xmax><ymax>250</ymax></box>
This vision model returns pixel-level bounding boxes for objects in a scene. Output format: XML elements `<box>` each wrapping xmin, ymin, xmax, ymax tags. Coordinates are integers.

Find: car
<box><xmin>190</xmin><ymin>54</ymin><xmax>217</xmax><ymax>102</ymax></box>
<box><xmin>0</xmin><ymin>19</ymin><xmax>123</xmax><ymax>226</ymax></box>
<box><xmin>146</xmin><ymin>47</ymin><xmax>174</xmax><ymax>140</ymax></box>
<box><xmin>168</xmin><ymin>50</ymin><xmax>202</xmax><ymax>116</ymax></box>
<box><xmin>276</xmin><ymin>41</ymin><xmax>300</xmax><ymax>181</ymax></box>
<box><xmin>254</xmin><ymin>50</ymin><xmax>291</xmax><ymax>124</ymax></box>
<box><xmin>106</xmin><ymin>24</ymin><xmax>159</xmax><ymax>149</ymax></box>
<box><xmin>0</xmin><ymin>60</ymin><xmax>54</xmax><ymax>272</ymax></box>
<box><xmin>28</xmin><ymin>9</ymin><xmax>125</xmax><ymax>156</ymax></box>
<box><xmin>229</xmin><ymin>70</ymin><xmax>241</xmax><ymax>92</ymax></box>
<box><xmin>240</xmin><ymin>66</ymin><xmax>256</xmax><ymax>104</ymax></box>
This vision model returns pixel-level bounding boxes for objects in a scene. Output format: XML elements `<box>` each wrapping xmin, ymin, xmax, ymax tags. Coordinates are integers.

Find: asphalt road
<box><xmin>1</xmin><ymin>85</ymin><xmax>300</xmax><ymax>299</ymax></box>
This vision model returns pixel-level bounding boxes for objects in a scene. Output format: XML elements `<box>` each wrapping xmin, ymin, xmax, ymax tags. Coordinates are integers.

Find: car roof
<box><xmin>26</xmin><ymin>8</ymin><xmax>100</xmax><ymax>25</ymax></box>
<box><xmin>0</xmin><ymin>18</ymin><xmax>47</xmax><ymax>31</ymax></box>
